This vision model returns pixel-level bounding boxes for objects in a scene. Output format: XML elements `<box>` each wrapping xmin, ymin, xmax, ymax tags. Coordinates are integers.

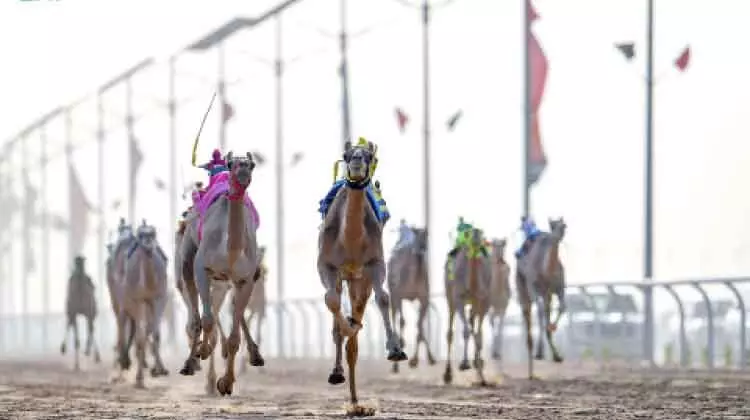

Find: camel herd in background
<box><xmin>60</xmin><ymin>144</ymin><xmax>567</xmax><ymax>414</ymax></box>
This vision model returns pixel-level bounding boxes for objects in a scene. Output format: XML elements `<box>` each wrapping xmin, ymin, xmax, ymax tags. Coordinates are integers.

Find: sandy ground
<box><xmin>0</xmin><ymin>352</ymin><xmax>748</xmax><ymax>419</ymax></box>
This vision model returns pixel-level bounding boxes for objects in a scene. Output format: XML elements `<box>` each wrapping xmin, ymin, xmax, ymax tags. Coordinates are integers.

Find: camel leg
<box><xmin>72</xmin><ymin>315</ymin><xmax>81</xmax><ymax>371</ymax></box>
<box><xmin>256</xmin><ymin>313</ymin><xmax>264</xmax><ymax>356</ymax></box>
<box><xmin>239</xmin><ymin>312</ymin><xmax>251</xmax><ymax>373</ymax></box>
<box><xmin>193</xmin><ymin>251</ymin><xmax>215</xmax><ymax>360</ymax></box>
<box><xmin>239</xmin><ymin>311</ymin><xmax>264</xmax><ymax>368</ymax></box>
<box><xmin>328</xmin><ymin>316</ymin><xmax>346</xmax><ymax>385</ymax></box>
<box><xmin>457</xmin><ymin>305</ymin><xmax>472</xmax><ymax>371</ymax></box>
<box><xmin>134</xmin><ymin>304</ymin><xmax>148</xmax><ymax>389</ymax></box>
<box><xmin>521</xmin><ymin>302</ymin><xmax>535</xmax><ymax>380</ymax></box>
<box><xmin>491</xmin><ymin>310</ymin><xmax>506</xmax><ymax>361</ymax></box>
<box><xmin>319</xmin><ymin>264</ymin><xmax>360</xmax><ymax>338</ymax></box>
<box><xmin>544</xmin><ymin>294</ymin><xmax>563</xmax><ymax>363</ymax></box>
<box><xmin>60</xmin><ymin>315</ymin><xmax>72</xmax><ymax>355</ymax></box>
<box><xmin>473</xmin><ymin>309</ymin><xmax>488</xmax><ymax>385</ymax></box>
<box><xmin>443</xmin><ymin>305</ymin><xmax>456</xmax><ymax>384</ymax></box>
<box><xmin>179</xmin><ymin>246</ymin><xmax>202</xmax><ymax>375</ymax></box>
<box><xmin>390</xmin><ymin>302</ymin><xmax>403</xmax><ymax>373</ymax></box>
<box><xmin>206</xmin><ymin>336</ymin><xmax>217</xmax><ymax>396</ymax></box>
<box><xmin>367</xmin><ymin>261</ymin><xmax>407</xmax><ymax>362</ymax></box>
<box><xmin>84</xmin><ymin>315</ymin><xmax>93</xmax><ymax>356</ymax></box>
<box><xmin>216</xmin><ymin>280</ymin><xmax>256</xmax><ymax>396</ymax></box>
<box><xmin>148</xmin><ymin>300</ymin><xmax>169</xmax><ymax>377</ymax></box>
<box><xmin>344</xmin><ymin>284</ymin><xmax>371</xmax><ymax>415</ymax></box>
<box><xmin>417</xmin><ymin>297</ymin><xmax>437</xmax><ymax>365</ymax></box>
<box><xmin>87</xmin><ymin>316</ymin><xmax>101</xmax><ymax>363</ymax></box>
<box><xmin>534</xmin><ymin>296</ymin><xmax>546</xmax><ymax>360</ymax></box>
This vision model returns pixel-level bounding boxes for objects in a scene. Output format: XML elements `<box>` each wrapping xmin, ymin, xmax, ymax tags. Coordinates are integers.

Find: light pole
<box><xmin>643</xmin><ymin>0</ymin><xmax>656</xmax><ymax>367</ymax></box>
<box><xmin>394</xmin><ymin>0</ymin><xmax>455</xmax><ymax>287</ymax></box>
<box><xmin>273</xmin><ymin>15</ymin><xmax>286</xmax><ymax>358</ymax></box>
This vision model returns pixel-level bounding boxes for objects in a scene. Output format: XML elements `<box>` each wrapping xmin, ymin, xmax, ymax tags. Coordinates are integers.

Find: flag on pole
<box><xmin>526</xmin><ymin>0</ymin><xmax>549</xmax><ymax>187</ymax></box>
<box><xmin>445</xmin><ymin>110</ymin><xmax>463</xmax><ymax>131</ymax></box>
<box><xmin>222</xmin><ymin>100</ymin><xmax>234</xmax><ymax>123</ymax></box>
<box><xmin>394</xmin><ymin>107</ymin><xmax>409</xmax><ymax>133</ymax></box>
<box><xmin>615</xmin><ymin>42</ymin><xmax>636</xmax><ymax>61</ymax></box>
<box><xmin>290</xmin><ymin>151</ymin><xmax>304</xmax><ymax>167</ymax></box>
<box><xmin>674</xmin><ymin>46</ymin><xmax>690</xmax><ymax>71</ymax></box>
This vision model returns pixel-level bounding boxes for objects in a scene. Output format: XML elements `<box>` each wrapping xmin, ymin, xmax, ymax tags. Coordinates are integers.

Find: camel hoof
<box><xmin>134</xmin><ymin>381</ymin><xmax>145</xmax><ymax>390</ymax></box>
<box><xmin>491</xmin><ymin>351</ymin><xmax>501</xmax><ymax>361</ymax></box>
<box><xmin>428</xmin><ymin>356</ymin><xmax>437</xmax><ymax>366</ymax></box>
<box><xmin>93</xmin><ymin>351</ymin><xmax>101</xmax><ymax>364</ymax></box>
<box><xmin>179</xmin><ymin>358</ymin><xmax>197</xmax><ymax>376</ymax></box>
<box><xmin>119</xmin><ymin>355</ymin><xmax>132</xmax><ymax>371</ymax></box>
<box><xmin>328</xmin><ymin>371</ymin><xmax>346</xmax><ymax>385</ymax></box>
<box><xmin>60</xmin><ymin>344</ymin><xmax>66</xmax><ymax>355</ymax></box>
<box><xmin>249</xmin><ymin>353</ymin><xmax>265</xmax><ymax>367</ymax></box>
<box><xmin>143</xmin><ymin>359</ymin><xmax>149</xmax><ymax>369</ymax></box>
<box><xmin>408</xmin><ymin>358</ymin><xmax>418</xmax><ymax>369</ymax></box>
<box><xmin>197</xmin><ymin>341</ymin><xmax>213</xmax><ymax>360</ymax></box>
<box><xmin>553</xmin><ymin>354</ymin><xmax>564</xmax><ymax>363</ymax></box>
<box><xmin>150</xmin><ymin>367</ymin><xmax>169</xmax><ymax>377</ymax></box>
<box><xmin>443</xmin><ymin>369</ymin><xmax>453</xmax><ymax>385</ymax></box>
<box><xmin>84</xmin><ymin>349</ymin><xmax>91</xmax><ymax>357</ymax></box>
<box><xmin>387</xmin><ymin>349</ymin><xmax>408</xmax><ymax>362</ymax></box>
<box><xmin>216</xmin><ymin>376</ymin><xmax>234</xmax><ymax>396</ymax></box>
<box><xmin>391</xmin><ymin>362</ymin><xmax>399</xmax><ymax>374</ymax></box>
<box><xmin>534</xmin><ymin>353</ymin><xmax>544</xmax><ymax>361</ymax></box>
<box><xmin>473</xmin><ymin>358</ymin><xmax>485</xmax><ymax>369</ymax></box>
<box><xmin>458</xmin><ymin>360</ymin><xmax>471</xmax><ymax>371</ymax></box>
<box><xmin>345</xmin><ymin>403</ymin><xmax>376</xmax><ymax>417</ymax></box>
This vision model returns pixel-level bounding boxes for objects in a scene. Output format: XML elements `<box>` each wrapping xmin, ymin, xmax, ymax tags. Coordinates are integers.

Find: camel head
<box><xmin>135</xmin><ymin>223</ymin><xmax>158</xmax><ymax>256</ymax></box>
<box><xmin>342</xmin><ymin>140</ymin><xmax>375</xmax><ymax>187</ymax></box>
<box><xmin>490</xmin><ymin>238</ymin><xmax>507</xmax><ymax>261</ymax></box>
<box><xmin>225</xmin><ymin>151</ymin><xmax>256</xmax><ymax>199</ymax></box>
<box><xmin>74</xmin><ymin>255</ymin><xmax>85</xmax><ymax>271</ymax></box>
<box><xmin>548</xmin><ymin>217</ymin><xmax>567</xmax><ymax>241</ymax></box>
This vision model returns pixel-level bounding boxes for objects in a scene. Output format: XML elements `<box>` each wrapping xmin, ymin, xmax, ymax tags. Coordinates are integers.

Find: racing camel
<box><xmin>317</xmin><ymin>139</ymin><xmax>407</xmax><ymax>415</ymax></box>
<box><xmin>488</xmin><ymin>238</ymin><xmax>511</xmax><ymax>361</ymax></box>
<box><xmin>116</xmin><ymin>222</ymin><xmax>170</xmax><ymax>388</ymax></box>
<box><xmin>60</xmin><ymin>256</ymin><xmax>101</xmax><ymax>370</ymax></box>
<box><xmin>387</xmin><ymin>227</ymin><xmax>436</xmax><ymax>373</ymax></box>
<box><xmin>516</xmin><ymin>217</ymin><xmax>567</xmax><ymax>379</ymax></box>
<box><xmin>175</xmin><ymin>205</ymin><xmax>234</xmax><ymax>395</ymax></box>
<box><xmin>443</xmin><ymin>227</ymin><xmax>492</xmax><ymax>386</ymax></box>
<box><xmin>178</xmin><ymin>151</ymin><xmax>264</xmax><ymax>396</ymax></box>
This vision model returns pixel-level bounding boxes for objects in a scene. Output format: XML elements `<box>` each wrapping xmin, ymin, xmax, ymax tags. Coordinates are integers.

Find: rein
<box><xmin>228</xmin><ymin>175</ymin><xmax>247</xmax><ymax>201</ymax></box>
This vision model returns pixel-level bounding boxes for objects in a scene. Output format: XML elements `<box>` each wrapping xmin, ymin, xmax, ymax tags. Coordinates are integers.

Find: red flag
<box><xmin>527</xmin><ymin>0</ymin><xmax>539</xmax><ymax>22</ymax></box>
<box><xmin>68</xmin><ymin>164</ymin><xmax>91</xmax><ymax>255</ymax></box>
<box><xmin>527</xmin><ymin>0</ymin><xmax>549</xmax><ymax>187</ymax></box>
<box><xmin>674</xmin><ymin>46</ymin><xmax>690</xmax><ymax>71</ymax></box>
<box><xmin>394</xmin><ymin>107</ymin><xmax>409</xmax><ymax>133</ymax></box>
<box><xmin>222</xmin><ymin>100</ymin><xmax>234</xmax><ymax>122</ymax></box>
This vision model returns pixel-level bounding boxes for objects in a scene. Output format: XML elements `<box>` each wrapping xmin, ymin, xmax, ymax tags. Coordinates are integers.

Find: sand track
<box><xmin>0</xmin><ymin>356</ymin><xmax>748</xmax><ymax>419</ymax></box>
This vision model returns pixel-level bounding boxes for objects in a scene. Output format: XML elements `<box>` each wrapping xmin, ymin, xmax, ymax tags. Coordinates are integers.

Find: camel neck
<box><xmin>227</xmin><ymin>198</ymin><xmax>246</xmax><ymax>254</ymax></box>
<box><xmin>341</xmin><ymin>187</ymin><xmax>366</xmax><ymax>248</ymax></box>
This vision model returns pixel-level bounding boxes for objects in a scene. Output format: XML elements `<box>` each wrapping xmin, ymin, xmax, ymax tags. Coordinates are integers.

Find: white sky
<box><xmin>2</xmin><ymin>0</ymin><xmax>750</xmax><ymax>316</ymax></box>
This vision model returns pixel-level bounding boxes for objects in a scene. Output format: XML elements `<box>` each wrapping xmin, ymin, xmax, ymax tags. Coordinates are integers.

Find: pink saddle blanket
<box><xmin>196</xmin><ymin>172</ymin><xmax>260</xmax><ymax>240</ymax></box>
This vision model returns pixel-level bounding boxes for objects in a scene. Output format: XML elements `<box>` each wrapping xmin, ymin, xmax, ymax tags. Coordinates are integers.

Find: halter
<box><xmin>332</xmin><ymin>144</ymin><xmax>376</xmax><ymax>190</ymax></box>
<box><xmin>228</xmin><ymin>173</ymin><xmax>247</xmax><ymax>201</ymax></box>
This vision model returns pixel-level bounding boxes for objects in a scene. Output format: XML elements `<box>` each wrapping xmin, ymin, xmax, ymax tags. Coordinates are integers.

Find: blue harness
<box><xmin>318</xmin><ymin>179</ymin><xmax>388</xmax><ymax>223</ymax></box>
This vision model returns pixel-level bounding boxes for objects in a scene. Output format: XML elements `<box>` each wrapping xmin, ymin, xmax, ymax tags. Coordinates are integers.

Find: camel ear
<box><xmin>226</xmin><ymin>151</ymin><xmax>234</xmax><ymax>161</ymax></box>
<box><xmin>246</xmin><ymin>152</ymin><xmax>253</xmax><ymax>161</ymax></box>
<box><xmin>344</xmin><ymin>141</ymin><xmax>352</xmax><ymax>152</ymax></box>
<box><xmin>367</xmin><ymin>141</ymin><xmax>375</xmax><ymax>153</ymax></box>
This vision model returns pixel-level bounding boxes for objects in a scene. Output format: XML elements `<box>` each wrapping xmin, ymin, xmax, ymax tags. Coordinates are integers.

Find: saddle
<box><xmin>318</xmin><ymin>179</ymin><xmax>388</xmax><ymax>223</ymax></box>
<box><xmin>197</xmin><ymin>171</ymin><xmax>260</xmax><ymax>241</ymax></box>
